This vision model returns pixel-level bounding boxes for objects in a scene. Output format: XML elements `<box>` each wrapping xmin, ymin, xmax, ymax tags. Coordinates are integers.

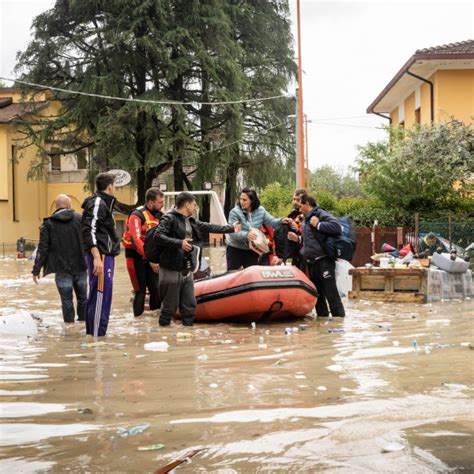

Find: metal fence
<box><xmin>0</xmin><ymin>239</ymin><xmax>38</xmax><ymax>258</ymax></box>
<box><xmin>352</xmin><ymin>217</ymin><xmax>474</xmax><ymax>267</ymax></box>
<box><xmin>352</xmin><ymin>227</ymin><xmax>415</xmax><ymax>267</ymax></box>
<box><xmin>418</xmin><ymin>219</ymin><xmax>474</xmax><ymax>249</ymax></box>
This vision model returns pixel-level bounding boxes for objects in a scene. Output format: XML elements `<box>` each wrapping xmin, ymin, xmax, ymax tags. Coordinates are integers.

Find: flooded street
<box><xmin>0</xmin><ymin>249</ymin><xmax>473</xmax><ymax>473</ymax></box>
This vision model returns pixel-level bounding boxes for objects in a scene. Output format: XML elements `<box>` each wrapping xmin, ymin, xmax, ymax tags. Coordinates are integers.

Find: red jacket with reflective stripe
<box><xmin>122</xmin><ymin>206</ymin><xmax>161</xmax><ymax>258</ymax></box>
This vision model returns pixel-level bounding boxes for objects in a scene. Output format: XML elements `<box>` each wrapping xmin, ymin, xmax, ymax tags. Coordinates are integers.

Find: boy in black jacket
<box><xmin>82</xmin><ymin>172</ymin><xmax>120</xmax><ymax>337</ymax></box>
<box><xmin>32</xmin><ymin>194</ymin><xmax>87</xmax><ymax>323</ymax></box>
<box><xmin>153</xmin><ymin>192</ymin><xmax>240</xmax><ymax>327</ymax></box>
<box><xmin>288</xmin><ymin>194</ymin><xmax>345</xmax><ymax>317</ymax></box>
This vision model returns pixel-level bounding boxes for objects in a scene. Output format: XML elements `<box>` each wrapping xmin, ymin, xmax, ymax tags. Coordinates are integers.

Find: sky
<box><xmin>1</xmin><ymin>0</ymin><xmax>473</xmax><ymax>173</ymax></box>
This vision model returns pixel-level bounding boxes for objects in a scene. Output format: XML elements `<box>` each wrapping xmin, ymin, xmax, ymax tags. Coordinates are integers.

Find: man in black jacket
<box><xmin>82</xmin><ymin>172</ymin><xmax>121</xmax><ymax>337</ymax></box>
<box><xmin>32</xmin><ymin>194</ymin><xmax>87</xmax><ymax>323</ymax></box>
<box><xmin>153</xmin><ymin>192</ymin><xmax>240</xmax><ymax>327</ymax></box>
<box><xmin>288</xmin><ymin>194</ymin><xmax>345</xmax><ymax>317</ymax></box>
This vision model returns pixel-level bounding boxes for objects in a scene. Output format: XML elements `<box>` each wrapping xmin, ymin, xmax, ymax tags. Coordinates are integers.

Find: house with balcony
<box><xmin>367</xmin><ymin>40</ymin><xmax>474</xmax><ymax>127</ymax></box>
<box><xmin>0</xmin><ymin>87</ymin><xmax>134</xmax><ymax>245</ymax></box>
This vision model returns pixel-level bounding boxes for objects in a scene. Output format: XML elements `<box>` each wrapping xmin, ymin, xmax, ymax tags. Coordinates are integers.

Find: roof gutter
<box><xmin>406</xmin><ymin>69</ymin><xmax>434</xmax><ymax>122</ymax></box>
<box><xmin>366</xmin><ymin>51</ymin><xmax>472</xmax><ymax>116</ymax></box>
<box><xmin>371</xmin><ymin>111</ymin><xmax>392</xmax><ymax>124</ymax></box>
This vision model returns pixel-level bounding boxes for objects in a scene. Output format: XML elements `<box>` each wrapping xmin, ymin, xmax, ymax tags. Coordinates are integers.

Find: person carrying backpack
<box><xmin>153</xmin><ymin>192</ymin><xmax>241</xmax><ymax>327</ymax></box>
<box><xmin>288</xmin><ymin>194</ymin><xmax>345</xmax><ymax>318</ymax></box>
<box><xmin>122</xmin><ymin>188</ymin><xmax>164</xmax><ymax>317</ymax></box>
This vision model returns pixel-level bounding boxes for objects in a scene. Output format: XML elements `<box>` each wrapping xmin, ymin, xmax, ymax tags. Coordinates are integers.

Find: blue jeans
<box><xmin>55</xmin><ymin>272</ymin><xmax>88</xmax><ymax>323</ymax></box>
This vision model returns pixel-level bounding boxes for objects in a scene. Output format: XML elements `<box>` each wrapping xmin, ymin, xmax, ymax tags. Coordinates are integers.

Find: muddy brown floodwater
<box><xmin>0</xmin><ymin>248</ymin><xmax>473</xmax><ymax>473</ymax></box>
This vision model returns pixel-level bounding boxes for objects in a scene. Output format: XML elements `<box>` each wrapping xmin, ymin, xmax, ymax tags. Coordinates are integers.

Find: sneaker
<box><xmin>186</xmin><ymin>245</ymin><xmax>201</xmax><ymax>274</ymax></box>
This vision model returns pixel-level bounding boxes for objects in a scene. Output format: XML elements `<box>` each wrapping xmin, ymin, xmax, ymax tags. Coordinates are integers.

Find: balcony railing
<box><xmin>47</xmin><ymin>170</ymin><xmax>88</xmax><ymax>183</ymax></box>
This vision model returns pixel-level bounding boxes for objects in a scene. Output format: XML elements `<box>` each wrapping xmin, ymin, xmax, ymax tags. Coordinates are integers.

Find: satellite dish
<box><xmin>109</xmin><ymin>169</ymin><xmax>132</xmax><ymax>187</ymax></box>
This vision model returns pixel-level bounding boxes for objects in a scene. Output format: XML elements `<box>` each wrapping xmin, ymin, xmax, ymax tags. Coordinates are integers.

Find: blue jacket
<box><xmin>227</xmin><ymin>205</ymin><xmax>281</xmax><ymax>250</ymax></box>
<box><xmin>300</xmin><ymin>207</ymin><xmax>341</xmax><ymax>261</ymax></box>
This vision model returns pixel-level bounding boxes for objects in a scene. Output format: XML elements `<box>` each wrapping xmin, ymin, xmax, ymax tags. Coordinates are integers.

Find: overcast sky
<box><xmin>1</xmin><ymin>0</ymin><xmax>473</xmax><ymax>172</ymax></box>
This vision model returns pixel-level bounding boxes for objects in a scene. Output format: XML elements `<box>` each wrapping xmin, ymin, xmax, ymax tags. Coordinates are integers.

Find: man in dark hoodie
<box><xmin>32</xmin><ymin>194</ymin><xmax>87</xmax><ymax>324</ymax></box>
<box><xmin>288</xmin><ymin>194</ymin><xmax>345</xmax><ymax>317</ymax></box>
<box><xmin>82</xmin><ymin>172</ymin><xmax>121</xmax><ymax>337</ymax></box>
<box><xmin>153</xmin><ymin>192</ymin><xmax>240</xmax><ymax>327</ymax></box>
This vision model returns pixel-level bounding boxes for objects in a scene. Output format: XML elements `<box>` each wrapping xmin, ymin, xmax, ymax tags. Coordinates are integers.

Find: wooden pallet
<box><xmin>348</xmin><ymin>268</ymin><xmax>427</xmax><ymax>303</ymax></box>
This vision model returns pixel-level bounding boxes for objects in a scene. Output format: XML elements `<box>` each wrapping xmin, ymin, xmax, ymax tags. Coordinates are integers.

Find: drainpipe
<box><xmin>406</xmin><ymin>69</ymin><xmax>434</xmax><ymax>122</ymax></box>
<box><xmin>371</xmin><ymin>111</ymin><xmax>392</xmax><ymax>125</ymax></box>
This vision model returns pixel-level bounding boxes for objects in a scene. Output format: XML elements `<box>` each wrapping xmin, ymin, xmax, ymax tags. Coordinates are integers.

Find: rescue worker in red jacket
<box><xmin>122</xmin><ymin>188</ymin><xmax>165</xmax><ymax>316</ymax></box>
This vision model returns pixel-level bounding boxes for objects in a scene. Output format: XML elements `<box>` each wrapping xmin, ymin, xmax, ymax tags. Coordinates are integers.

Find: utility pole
<box><xmin>304</xmin><ymin>113</ymin><xmax>310</xmax><ymax>189</ymax></box>
<box><xmin>296</xmin><ymin>0</ymin><xmax>305</xmax><ymax>188</ymax></box>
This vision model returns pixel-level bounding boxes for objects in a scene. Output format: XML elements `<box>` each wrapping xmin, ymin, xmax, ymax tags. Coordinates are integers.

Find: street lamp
<box><xmin>204</xmin><ymin>181</ymin><xmax>213</xmax><ymax>190</ymax></box>
<box><xmin>159</xmin><ymin>183</ymin><xmax>167</xmax><ymax>192</ymax></box>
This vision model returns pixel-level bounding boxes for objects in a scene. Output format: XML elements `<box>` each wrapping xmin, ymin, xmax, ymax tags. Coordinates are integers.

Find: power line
<box><xmin>0</xmin><ymin>76</ymin><xmax>288</xmax><ymax>106</ymax></box>
<box><xmin>201</xmin><ymin>121</ymin><xmax>288</xmax><ymax>156</ymax></box>
<box><xmin>311</xmin><ymin>115</ymin><xmax>381</xmax><ymax>121</ymax></box>
<box><xmin>307</xmin><ymin>121</ymin><xmax>382</xmax><ymax>129</ymax></box>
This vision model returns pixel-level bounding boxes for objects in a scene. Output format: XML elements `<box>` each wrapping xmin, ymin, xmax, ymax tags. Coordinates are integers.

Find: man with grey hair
<box><xmin>32</xmin><ymin>194</ymin><xmax>87</xmax><ymax>324</ymax></box>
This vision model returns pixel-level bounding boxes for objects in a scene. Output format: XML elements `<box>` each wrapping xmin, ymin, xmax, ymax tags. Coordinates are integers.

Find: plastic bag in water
<box><xmin>335</xmin><ymin>259</ymin><xmax>354</xmax><ymax>297</ymax></box>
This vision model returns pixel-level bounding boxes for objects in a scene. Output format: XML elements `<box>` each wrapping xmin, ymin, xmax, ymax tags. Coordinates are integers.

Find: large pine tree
<box><xmin>15</xmin><ymin>0</ymin><xmax>296</xmax><ymax>207</ymax></box>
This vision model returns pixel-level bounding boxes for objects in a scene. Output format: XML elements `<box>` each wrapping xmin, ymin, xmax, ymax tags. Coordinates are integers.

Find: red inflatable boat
<box><xmin>193</xmin><ymin>265</ymin><xmax>317</xmax><ymax>323</ymax></box>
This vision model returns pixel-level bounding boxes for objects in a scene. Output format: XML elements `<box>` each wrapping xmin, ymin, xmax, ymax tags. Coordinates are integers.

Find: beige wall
<box><xmin>0</xmin><ymin>125</ymin><xmax>48</xmax><ymax>242</ymax></box>
<box><xmin>435</xmin><ymin>69</ymin><xmax>474</xmax><ymax>123</ymax></box>
<box><xmin>391</xmin><ymin>69</ymin><xmax>474</xmax><ymax>129</ymax></box>
<box><xmin>0</xmin><ymin>88</ymin><xmax>140</xmax><ymax>244</ymax></box>
<box><xmin>0</xmin><ymin>127</ymin><xmax>137</xmax><ymax>244</ymax></box>
<box><xmin>0</xmin><ymin>127</ymin><xmax>8</xmax><ymax>200</ymax></box>
<box><xmin>390</xmin><ymin>109</ymin><xmax>399</xmax><ymax>125</ymax></box>
<box><xmin>420</xmin><ymin>82</ymin><xmax>432</xmax><ymax>124</ymax></box>
<box><xmin>404</xmin><ymin>92</ymin><xmax>416</xmax><ymax>128</ymax></box>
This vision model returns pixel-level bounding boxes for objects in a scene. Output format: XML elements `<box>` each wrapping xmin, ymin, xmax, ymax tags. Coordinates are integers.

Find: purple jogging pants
<box><xmin>85</xmin><ymin>254</ymin><xmax>115</xmax><ymax>337</ymax></box>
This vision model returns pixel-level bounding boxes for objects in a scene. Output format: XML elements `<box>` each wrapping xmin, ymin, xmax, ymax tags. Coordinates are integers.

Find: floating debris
<box><xmin>138</xmin><ymin>444</ymin><xmax>165</xmax><ymax>451</ymax></box>
<box><xmin>144</xmin><ymin>341</ymin><xmax>169</xmax><ymax>352</ymax></box>
<box><xmin>116</xmin><ymin>423</ymin><xmax>150</xmax><ymax>439</ymax></box>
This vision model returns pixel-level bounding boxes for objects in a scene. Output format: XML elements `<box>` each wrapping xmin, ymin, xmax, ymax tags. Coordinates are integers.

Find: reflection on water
<box><xmin>0</xmin><ymin>251</ymin><xmax>473</xmax><ymax>472</ymax></box>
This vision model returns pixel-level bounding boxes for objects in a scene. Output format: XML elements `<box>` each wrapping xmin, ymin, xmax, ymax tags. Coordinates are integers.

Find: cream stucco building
<box><xmin>367</xmin><ymin>40</ymin><xmax>474</xmax><ymax>127</ymax></box>
<box><xmin>0</xmin><ymin>87</ymin><xmax>134</xmax><ymax>245</ymax></box>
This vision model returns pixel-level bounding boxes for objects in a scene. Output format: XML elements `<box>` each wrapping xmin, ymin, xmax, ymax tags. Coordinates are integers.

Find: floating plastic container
<box><xmin>0</xmin><ymin>309</ymin><xmax>38</xmax><ymax>336</ymax></box>
<box><xmin>432</xmin><ymin>252</ymin><xmax>470</xmax><ymax>273</ymax></box>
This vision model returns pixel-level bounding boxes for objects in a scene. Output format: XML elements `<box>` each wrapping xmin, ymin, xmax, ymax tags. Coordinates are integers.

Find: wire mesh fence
<box><xmin>0</xmin><ymin>239</ymin><xmax>38</xmax><ymax>259</ymax></box>
<box><xmin>418</xmin><ymin>219</ymin><xmax>474</xmax><ymax>250</ymax></box>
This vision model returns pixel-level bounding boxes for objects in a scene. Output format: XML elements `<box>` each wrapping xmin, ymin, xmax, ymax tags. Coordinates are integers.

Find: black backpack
<box><xmin>144</xmin><ymin>226</ymin><xmax>162</xmax><ymax>263</ymax></box>
<box><xmin>144</xmin><ymin>214</ymin><xmax>178</xmax><ymax>263</ymax></box>
<box><xmin>323</xmin><ymin>216</ymin><xmax>356</xmax><ymax>261</ymax></box>
<box><xmin>273</xmin><ymin>223</ymin><xmax>300</xmax><ymax>262</ymax></box>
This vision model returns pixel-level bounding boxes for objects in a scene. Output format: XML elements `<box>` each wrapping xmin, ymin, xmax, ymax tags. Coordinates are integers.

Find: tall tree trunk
<box><xmin>134</xmin><ymin>43</ymin><xmax>148</xmax><ymax>203</ymax></box>
<box><xmin>224</xmin><ymin>152</ymin><xmax>239</xmax><ymax>218</ymax></box>
<box><xmin>169</xmin><ymin>68</ymin><xmax>186</xmax><ymax>191</ymax></box>
<box><xmin>199</xmin><ymin>67</ymin><xmax>212</xmax><ymax>226</ymax></box>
